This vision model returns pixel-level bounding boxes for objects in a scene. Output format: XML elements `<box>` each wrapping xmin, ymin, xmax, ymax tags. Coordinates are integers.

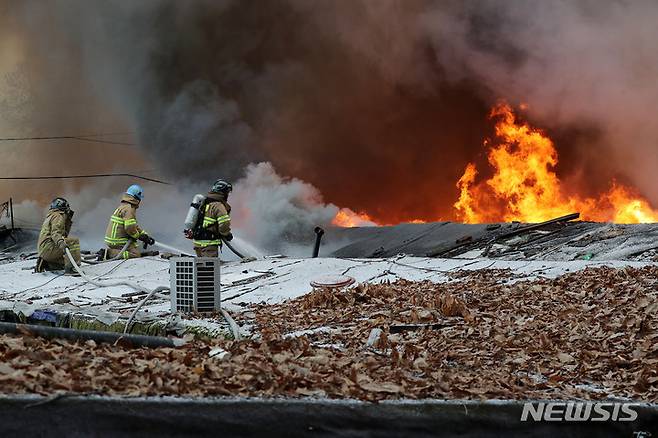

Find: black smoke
<box><xmin>2</xmin><ymin>0</ymin><xmax>656</xmax><ymax>223</ymax></box>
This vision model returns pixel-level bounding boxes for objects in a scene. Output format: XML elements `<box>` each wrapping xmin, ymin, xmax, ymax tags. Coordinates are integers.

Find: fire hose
<box><xmin>65</xmin><ymin>247</ymin><xmax>166</xmax><ymax>294</ymax></box>
<box><xmin>79</xmin><ymin>241</ymin><xmax>131</xmax><ymax>265</ymax></box>
<box><xmin>65</xmin><ymin>248</ymin><xmax>169</xmax><ymax>334</ymax></box>
<box><xmin>222</xmin><ymin>238</ymin><xmax>246</xmax><ymax>259</ymax></box>
<box><xmin>80</xmin><ymin>239</ymin><xmax>194</xmax><ymax>265</ymax></box>
<box><xmin>64</xmin><ymin>247</ymin><xmax>242</xmax><ymax>340</ymax></box>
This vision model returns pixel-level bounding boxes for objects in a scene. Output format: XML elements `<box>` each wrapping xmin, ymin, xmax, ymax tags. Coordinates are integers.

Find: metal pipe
<box><xmin>312</xmin><ymin>226</ymin><xmax>325</xmax><ymax>258</ymax></box>
<box><xmin>0</xmin><ymin>321</ymin><xmax>180</xmax><ymax>348</ymax></box>
<box><xmin>9</xmin><ymin>197</ymin><xmax>13</xmax><ymax>230</ymax></box>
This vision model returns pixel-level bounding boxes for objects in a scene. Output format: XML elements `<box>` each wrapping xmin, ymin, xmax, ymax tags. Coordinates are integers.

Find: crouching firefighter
<box><xmin>184</xmin><ymin>179</ymin><xmax>233</xmax><ymax>257</ymax></box>
<box><xmin>104</xmin><ymin>184</ymin><xmax>155</xmax><ymax>259</ymax></box>
<box><xmin>36</xmin><ymin>197</ymin><xmax>81</xmax><ymax>274</ymax></box>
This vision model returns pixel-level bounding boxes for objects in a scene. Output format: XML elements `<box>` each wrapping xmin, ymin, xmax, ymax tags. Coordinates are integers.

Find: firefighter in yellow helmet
<box><xmin>192</xmin><ymin>179</ymin><xmax>233</xmax><ymax>257</ymax></box>
<box><xmin>104</xmin><ymin>184</ymin><xmax>154</xmax><ymax>259</ymax></box>
<box><xmin>37</xmin><ymin>197</ymin><xmax>81</xmax><ymax>274</ymax></box>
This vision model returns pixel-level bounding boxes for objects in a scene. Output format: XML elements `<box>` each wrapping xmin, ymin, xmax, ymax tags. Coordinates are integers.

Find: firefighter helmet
<box><xmin>126</xmin><ymin>184</ymin><xmax>144</xmax><ymax>201</ymax></box>
<box><xmin>210</xmin><ymin>179</ymin><xmax>233</xmax><ymax>195</ymax></box>
<box><xmin>49</xmin><ymin>197</ymin><xmax>70</xmax><ymax>212</ymax></box>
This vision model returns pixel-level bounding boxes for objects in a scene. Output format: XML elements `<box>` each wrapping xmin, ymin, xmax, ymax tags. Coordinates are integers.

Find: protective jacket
<box><xmin>38</xmin><ymin>209</ymin><xmax>71</xmax><ymax>252</ymax></box>
<box><xmin>193</xmin><ymin>193</ymin><xmax>231</xmax><ymax>249</ymax></box>
<box><xmin>37</xmin><ymin>209</ymin><xmax>81</xmax><ymax>269</ymax></box>
<box><xmin>105</xmin><ymin>195</ymin><xmax>145</xmax><ymax>258</ymax></box>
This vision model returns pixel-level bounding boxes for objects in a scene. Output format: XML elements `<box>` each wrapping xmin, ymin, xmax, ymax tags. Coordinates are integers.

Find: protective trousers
<box><xmin>40</xmin><ymin>237</ymin><xmax>81</xmax><ymax>270</ymax></box>
<box><xmin>194</xmin><ymin>245</ymin><xmax>219</xmax><ymax>257</ymax></box>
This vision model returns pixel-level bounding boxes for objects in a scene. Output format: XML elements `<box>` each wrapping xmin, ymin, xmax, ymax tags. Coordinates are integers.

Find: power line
<box><xmin>70</xmin><ymin>136</ymin><xmax>135</xmax><ymax>146</ymax></box>
<box><xmin>0</xmin><ymin>173</ymin><xmax>170</xmax><ymax>185</ymax></box>
<box><xmin>0</xmin><ymin>135</ymin><xmax>136</xmax><ymax>147</ymax></box>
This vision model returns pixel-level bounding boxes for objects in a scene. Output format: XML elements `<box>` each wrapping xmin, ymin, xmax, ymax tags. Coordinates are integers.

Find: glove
<box><xmin>183</xmin><ymin>229</ymin><xmax>193</xmax><ymax>239</ymax></box>
<box><xmin>57</xmin><ymin>239</ymin><xmax>68</xmax><ymax>251</ymax></box>
<box><xmin>138</xmin><ymin>234</ymin><xmax>155</xmax><ymax>245</ymax></box>
<box><xmin>223</xmin><ymin>232</ymin><xmax>233</xmax><ymax>242</ymax></box>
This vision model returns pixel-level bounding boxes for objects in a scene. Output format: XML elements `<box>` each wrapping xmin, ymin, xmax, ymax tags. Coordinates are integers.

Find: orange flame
<box><xmin>332</xmin><ymin>208</ymin><xmax>376</xmax><ymax>227</ymax></box>
<box><xmin>454</xmin><ymin>103</ymin><xmax>658</xmax><ymax>224</ymax></box>
<box><xmin>454</xmin><ymin>163</ymin><xmax>479</xmax><ymax>224</ymax></box>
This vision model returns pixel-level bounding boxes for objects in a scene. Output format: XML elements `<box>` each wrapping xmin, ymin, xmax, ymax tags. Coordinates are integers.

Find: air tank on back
<box><xmin>184</xmin><ymin>194</ymin><xmax>207</xmax><ymax>233</ymax></box>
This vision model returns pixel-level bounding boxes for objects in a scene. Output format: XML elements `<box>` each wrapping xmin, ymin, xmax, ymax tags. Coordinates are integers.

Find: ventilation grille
<box><xmin>170</xmin><ymin>257</ymin><xmax>221</xmax><ymax>313</ymax></box>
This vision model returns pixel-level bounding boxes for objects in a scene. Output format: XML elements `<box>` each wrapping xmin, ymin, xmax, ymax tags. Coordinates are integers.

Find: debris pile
<box><xmin>0</xmin><ymin>266</ymin><xmax>656</xmax><ymax>401</ymax></box>
<box><xmin>330</xmin><ymin>219</ymin><xmax>658</xmax><ymax>261</ymax></box>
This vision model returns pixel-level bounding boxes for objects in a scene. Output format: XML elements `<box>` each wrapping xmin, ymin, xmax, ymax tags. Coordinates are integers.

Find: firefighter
<box><xmin>36</xmin><ymin>197</ymin><xmax>81</xmax><ymax>274</ymax></box>
<box><xmin>193</xmin><ymin>179</ymin><xmax>233</xmax><ymax>257</ymax></box>
<box><xmin>104</xmin><ymin>184</ymin><xmax>154</xmax><ymax>259</ymax></box>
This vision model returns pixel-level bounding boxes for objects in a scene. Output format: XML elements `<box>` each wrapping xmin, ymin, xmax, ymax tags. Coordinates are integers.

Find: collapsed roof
<box><xmin>327</xmin><ymin>216</ymin><xmax>658</xmax><ymax>261</ymax></box>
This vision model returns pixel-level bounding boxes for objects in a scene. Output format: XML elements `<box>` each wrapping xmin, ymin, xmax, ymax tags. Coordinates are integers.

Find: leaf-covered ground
<box><xmin>0</xmin><ymin>266</ymin><xmax>656</xmax><ymax>401</ymax></box>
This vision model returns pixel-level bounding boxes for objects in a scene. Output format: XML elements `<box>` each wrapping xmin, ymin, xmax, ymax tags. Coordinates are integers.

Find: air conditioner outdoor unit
<box><xmin>170</xmin><ymin>257</ymin><xmax>221</xmax><ymax>313</ymax></box>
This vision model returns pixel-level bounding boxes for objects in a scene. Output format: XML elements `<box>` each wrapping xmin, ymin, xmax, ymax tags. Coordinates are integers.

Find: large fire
<box><xmin>332</xmin><ymin>102</ymin><xmax>658</xmax><ymax>227</ymax></box>
<box><xmin>454</xmin><ymin>103</ymin><xmax>658</xmax><ymax>224</ymax></box>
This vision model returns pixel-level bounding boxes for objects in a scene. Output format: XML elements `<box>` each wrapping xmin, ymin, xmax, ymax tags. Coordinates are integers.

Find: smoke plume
<box><xmin>1</xmin><ymin>0</ymin><xmax>657</xmax><ymax>232</ymax></box>
<box><xmin>8</xmin><ymin>163</ymin><xmax>343</xmax><ymax>256</ymax></box>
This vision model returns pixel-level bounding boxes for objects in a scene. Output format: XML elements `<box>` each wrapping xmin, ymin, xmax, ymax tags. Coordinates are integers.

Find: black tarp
<box><xmin>0</xmin><ymin>396</ymin><xmax>655</xmax><ymax>438</ymax></box>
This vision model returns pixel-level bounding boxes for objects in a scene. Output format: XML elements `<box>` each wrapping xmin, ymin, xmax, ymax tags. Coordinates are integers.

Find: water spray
<box><xmin>152</xmin><ymin>241</ymin><xmax>194</xmax><ymax>257</ymax></box>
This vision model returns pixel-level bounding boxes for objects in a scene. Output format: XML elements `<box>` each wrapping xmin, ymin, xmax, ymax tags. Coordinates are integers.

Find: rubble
<box><xmin>329</xmin><ymin>220</ymin><xmax>658</xmax><ymax>261</ymax></box>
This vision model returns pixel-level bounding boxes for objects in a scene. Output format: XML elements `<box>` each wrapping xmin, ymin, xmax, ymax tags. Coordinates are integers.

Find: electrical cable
<box><xmin>5</xmin><ymin>273</ymin><xmax>66</xmax><ymax>299</ymax></box>
<box><xmin>0</xmin><ymin>173</ymin><xmax>170</xmax><ymax>185</ymax></box>
<box><xmin>95</xmin><ymin>258</ymin><xmax>129</xmax><ymax>278</ymax></box>
<box><xmin>68</xmin><ymin>137</ymin><xmax>134</xmax><ymax>146</ymax></box>
<box><xmin>0</xmin><ymin>134</ymin><xmax>135</xmax><ymax>146</ymax></box>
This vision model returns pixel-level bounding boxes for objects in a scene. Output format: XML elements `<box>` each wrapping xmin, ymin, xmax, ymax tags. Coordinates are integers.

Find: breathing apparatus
<box><xmin>183</xmin><ymin>194</ymin><xmax>207</xmax><ymax>239</ymax></box>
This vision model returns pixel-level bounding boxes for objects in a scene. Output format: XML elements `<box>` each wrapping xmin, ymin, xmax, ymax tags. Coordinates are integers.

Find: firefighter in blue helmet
<box><xmin>104</xmin><ymin>185</ymin><xmax>154</xmax><ymax>259</ymax></box>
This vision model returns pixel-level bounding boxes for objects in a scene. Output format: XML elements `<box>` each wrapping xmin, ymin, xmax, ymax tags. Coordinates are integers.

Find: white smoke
<box><xmin>9</xmin><ymin>162</ymin><xmax>342</xmax><ymax>257</ymax></box>
<box><xmin>230</xmin><ymin>162</ymin><xmax>339</xmax><ymax>255</ymax></box>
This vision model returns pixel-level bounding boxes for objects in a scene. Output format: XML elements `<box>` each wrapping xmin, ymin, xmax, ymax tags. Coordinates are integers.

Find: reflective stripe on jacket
<box><xmin>193</xmin><ymin>199</ymin><xmax>231</xmax><ymax>248</ymax></box>
<box><xmin>104</xmin><ymin>195</ymin><xmax>144</xmax><ymax>247</ymax></box>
